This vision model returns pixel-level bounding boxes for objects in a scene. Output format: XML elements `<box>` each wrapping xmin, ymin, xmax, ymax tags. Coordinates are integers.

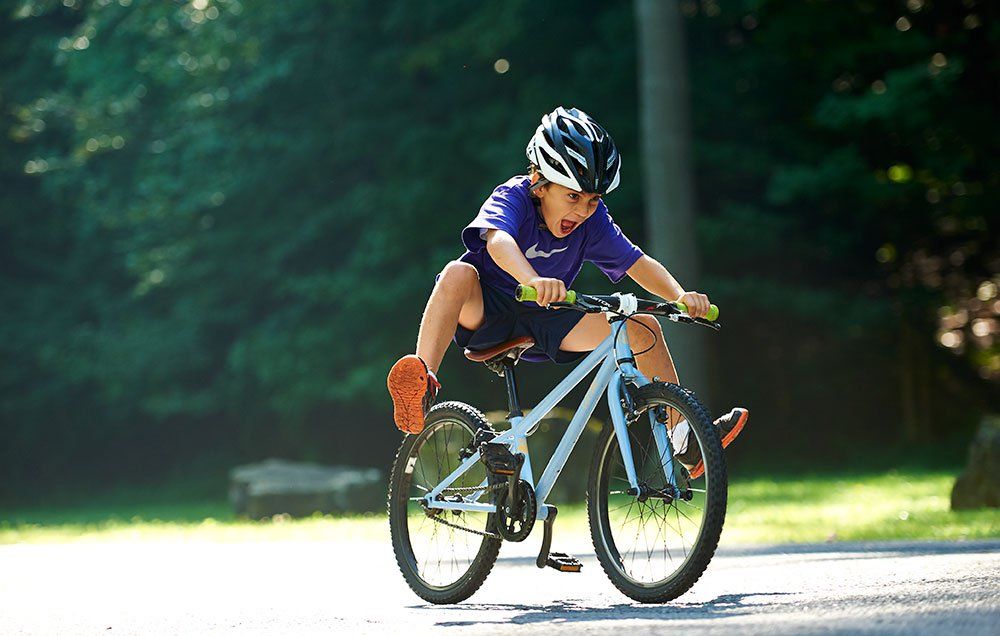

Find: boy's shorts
<box><xmin>453</xmin><ymin>283</ymin><xmax>589</xmax><ymax>364</ymax></box>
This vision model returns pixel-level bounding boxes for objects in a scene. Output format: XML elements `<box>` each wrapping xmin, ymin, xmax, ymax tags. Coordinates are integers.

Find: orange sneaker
<box><xmin>677</xmin><ymin>407</ymin><xmax>749</xmax><ymax>479</ymax></box>
<box><xmin>387</xmin><ymin>355</ymin><xmax>441</xmax><ymax>434</ymax></box>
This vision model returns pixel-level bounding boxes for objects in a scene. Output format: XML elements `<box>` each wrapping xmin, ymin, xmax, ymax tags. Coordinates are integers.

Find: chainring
<box><xmin>494</xmin><ymin>480</ymin><xmax>536</xmax><ymax>542</ymax></box>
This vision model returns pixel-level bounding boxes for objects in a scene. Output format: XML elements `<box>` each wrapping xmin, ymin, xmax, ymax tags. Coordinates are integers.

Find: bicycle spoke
<box><xmin>402</xmin><ymin>418</ymin><xmax>492</xmax><ymax>590</ymax></box>
<box><xmin>600</xmin><ymin>395</ymin><xmax>714</xmax><ymax>588</ymax></box>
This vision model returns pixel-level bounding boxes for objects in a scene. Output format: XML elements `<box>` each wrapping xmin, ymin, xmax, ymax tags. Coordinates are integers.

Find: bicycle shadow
<box><xmin>426</xmin><ymin>592</ymin><xmax>796</xmax><ymax>627</ymax></box>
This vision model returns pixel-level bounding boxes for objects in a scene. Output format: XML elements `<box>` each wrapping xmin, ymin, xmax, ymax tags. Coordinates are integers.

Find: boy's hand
<box><xmin>526</xmin><ymin>277</ymin><xmax>567</xmax><ymax>306</ymax></box>
<box><xmin>676</xmin><ymin>291</ymin><xmax>711</xmax><ymax>319</ymax></box>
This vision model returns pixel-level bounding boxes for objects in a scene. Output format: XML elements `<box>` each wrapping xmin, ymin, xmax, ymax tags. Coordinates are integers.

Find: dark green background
<box><xmin>1</xmin><ymin>0</ymin><xmax>996</xmax><ymax>504</ymax></box>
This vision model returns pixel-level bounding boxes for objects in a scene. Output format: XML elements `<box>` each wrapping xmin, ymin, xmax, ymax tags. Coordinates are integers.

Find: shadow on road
<box><xmin>427</xmin><ymin>592</ymin><xmax>797</xmax><ymax>627</ymax></box>
<box><xmin>413</xmin><ymin>540</ymin><xmax>1000</xmax><ymax>631</ymax></box>
<box><xmin>715</xmin><ymin>538</ymin><xmax>1000</xmax><ymax>559</ymax></box>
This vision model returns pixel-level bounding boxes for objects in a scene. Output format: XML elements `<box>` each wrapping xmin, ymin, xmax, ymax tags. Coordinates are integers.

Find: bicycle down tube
<box><xmin>423</xmin><ymin>317</ymin><xmax>656</xmax><ymax>519</ymax></box>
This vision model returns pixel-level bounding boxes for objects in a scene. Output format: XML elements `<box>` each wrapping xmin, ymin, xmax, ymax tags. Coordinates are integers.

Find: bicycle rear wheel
<box><xmin>388</xmin><ymin>401</ymin><xmax>501</xmax><ymax>604</ymax></box>
<box><xmin>587</xmin><ymin>382</ymin><xmax>727</xmax><ymax>603</ymax></box>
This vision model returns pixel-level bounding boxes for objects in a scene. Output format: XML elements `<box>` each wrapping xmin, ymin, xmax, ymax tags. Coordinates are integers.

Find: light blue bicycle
<box><xmin>388</xmin><ymin>285</ymin><xmax>725</xmax><ymax>604</ymax></box>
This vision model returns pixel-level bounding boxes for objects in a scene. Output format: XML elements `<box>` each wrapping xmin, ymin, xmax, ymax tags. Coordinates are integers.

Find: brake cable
<box><xmin>567</xmin><ymin>295</ymin><xmax>659</xmax><ymax>369</ymax></box>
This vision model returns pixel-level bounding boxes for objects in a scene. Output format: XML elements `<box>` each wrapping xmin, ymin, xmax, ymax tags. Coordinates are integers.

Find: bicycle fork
<box><xmin>608</xmin><ymin>366</ymin><xmax>680</xmax><ymax>499</ymax></box>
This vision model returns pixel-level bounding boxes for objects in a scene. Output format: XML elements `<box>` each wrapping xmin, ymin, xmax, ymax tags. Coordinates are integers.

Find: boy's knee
<box><xmin>437</xmin><ymin>261</ymin><xmax>479</xmax><ymax>293</ymax></box>
<box><xmin>631</xmin><ymin>315</ymin><xmax>662</xmax><ymax>349</ymax></box>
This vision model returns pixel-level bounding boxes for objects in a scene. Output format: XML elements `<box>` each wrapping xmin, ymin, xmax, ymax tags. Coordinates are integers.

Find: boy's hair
<box><xmin>527</xmin><ymin>163</ymin><xmax>548</xmax><ymax>194</ymax></box>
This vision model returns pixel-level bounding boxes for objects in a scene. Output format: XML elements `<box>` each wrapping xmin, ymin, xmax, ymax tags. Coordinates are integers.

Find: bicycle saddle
<box><xmin>464</xmin><ymin>336</ymin><xmax>535</xmax><ymax>363</ymax></box>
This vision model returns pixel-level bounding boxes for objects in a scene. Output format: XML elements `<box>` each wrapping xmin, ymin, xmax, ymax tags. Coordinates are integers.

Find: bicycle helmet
<box><xmin>525</xmin><ymin>106</ymin><xmax>621</xmax><ymax>195</ymax></box>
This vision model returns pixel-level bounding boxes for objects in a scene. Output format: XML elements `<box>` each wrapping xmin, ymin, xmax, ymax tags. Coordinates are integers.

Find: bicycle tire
<box><xmin>388</xmin><ymin>401</ymin><xmax>502</xmax><ymax>604</ymax></box>
<box><xmin>587</xmin><ymin>382</ymin><xmax>727</xmax><ymax>603</ymax></box>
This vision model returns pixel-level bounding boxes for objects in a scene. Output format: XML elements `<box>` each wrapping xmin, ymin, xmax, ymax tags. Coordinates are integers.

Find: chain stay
<box><xmin>424</xmin><ymin>481</ymin><xmax>506</xmax><ymax>538</ymax></box>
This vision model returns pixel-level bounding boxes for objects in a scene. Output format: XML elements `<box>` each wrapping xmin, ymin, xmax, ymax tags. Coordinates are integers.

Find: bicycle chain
<box><xmin>438</xmin><ymin>482</ymin><xmax>507</xmax><ymax>494</ymax></box>
<box><xmin>427</xmin><ymin>511</ymin><xmax>500</xmax><ymax>538</ymax></box>
<box><xmin>424</xmin><ymin>482</ymin><xmax>507</xmax><ymax>539</ymax></box>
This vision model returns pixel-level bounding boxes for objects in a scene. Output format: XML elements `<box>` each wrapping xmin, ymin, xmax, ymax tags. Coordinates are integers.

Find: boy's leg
<box><xmin>559</xmin><ymin>313</ymin><xmax>747</xmax><ymax>477</ymax></box>
<box><xmin>388</xmin><ymin>261</ymin><xmax>484</xmax><ymax>433</ymax></box>
<box><xmin>415</xmin><ymin>261</ymin><xmax>485</xmax><ymax>374</ymax></box>
<box><xmin>559</xmin><ymin>313</ymin><xmax>679</xmax><ymax>385</ymax></box>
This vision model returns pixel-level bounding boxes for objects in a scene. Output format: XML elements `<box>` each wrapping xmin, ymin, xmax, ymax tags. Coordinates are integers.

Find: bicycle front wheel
<box><xmin>388</xmin><ymin>401</ymin><xmax>501</xmax><ymax>604</ymax></box>
<box><xmin>587</xmin><ymin>382</ymin><xmax>727</xmax><ymax>603</ymax></box>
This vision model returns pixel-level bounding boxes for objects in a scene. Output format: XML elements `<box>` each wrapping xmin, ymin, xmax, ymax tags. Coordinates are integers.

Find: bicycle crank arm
<box><xmin>535</xmin><ymin>505</ymin><xmax>558</xmax><ymax>569</ymax></box>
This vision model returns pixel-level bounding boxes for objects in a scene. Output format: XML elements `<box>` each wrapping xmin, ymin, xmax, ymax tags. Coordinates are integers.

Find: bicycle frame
<box><xmin>422</xmin><ymin>310</ymin><xmax>675</xmax><ymax>520</ymax></box>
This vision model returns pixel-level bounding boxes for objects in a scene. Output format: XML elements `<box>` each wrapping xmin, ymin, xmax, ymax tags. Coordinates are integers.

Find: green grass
<box><xmin>723</xmin><ymin>470</ymin><xmax>998</xmax><ymax>543</ymax></box>
<box><xmin>1</xmin><ymin>470</ymin><xmax>996</xmax><ymax>545</ymax></box>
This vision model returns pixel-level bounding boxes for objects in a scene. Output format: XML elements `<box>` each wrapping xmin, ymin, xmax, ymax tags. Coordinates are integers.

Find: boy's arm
<box><xmin>626</xmin><ymin>254</ymin><xmax>712</xmax><ymax>319</ymax></box>
<box><xmin>484</xmin><ymin>229</ymin><xmax>567</xmax><ymax>306</ymax></box>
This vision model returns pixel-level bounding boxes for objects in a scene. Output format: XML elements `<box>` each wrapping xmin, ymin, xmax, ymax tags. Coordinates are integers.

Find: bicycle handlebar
<box><xmin>515</xmin><ymin>284</ymin><xmax>720</xmax><ymax>322</ymax></box>
<box><xmin>516</xmin><ymin>286</ymin><xmax>579</xmax><ymax>304</ymax></box>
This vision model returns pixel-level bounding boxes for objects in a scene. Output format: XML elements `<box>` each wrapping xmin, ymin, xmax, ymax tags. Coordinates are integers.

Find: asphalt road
<box><xmin>1</xmin><ymin>535</ymin><xmax>997</xmax><ymax>635</ymax></box>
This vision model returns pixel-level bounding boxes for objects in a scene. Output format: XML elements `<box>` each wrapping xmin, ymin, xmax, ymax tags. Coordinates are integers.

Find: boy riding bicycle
<box><xmin>387</xmin><ymin>107</ymin><xmax>747</xmax><ymax>477</ymax></box>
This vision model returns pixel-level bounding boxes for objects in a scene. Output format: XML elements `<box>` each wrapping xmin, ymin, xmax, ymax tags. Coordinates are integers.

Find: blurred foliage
<box><xmin>0</xmin><ymin>0</ymin><xmax>997</xmax><ymax>500</ymax></box>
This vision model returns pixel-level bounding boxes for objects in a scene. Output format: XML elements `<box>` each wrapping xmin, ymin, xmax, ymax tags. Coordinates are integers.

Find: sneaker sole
<box><xmin>720</xmin><ymin>408</ymin><xmax>749</xmax><ymax>448</ymax></box>
<box><xmin>688</xmin><ymin>409</ymin><xmax>749</xmax><ymax>480</ymax></box>
<box><xmin>387</xmin><ymin>355</ymin><xmax>429</xmax><ymax>434</ymax></box>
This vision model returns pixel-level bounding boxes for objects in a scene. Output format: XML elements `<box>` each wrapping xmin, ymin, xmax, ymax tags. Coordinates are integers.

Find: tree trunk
<box><xmin>899</xmin><ymin>319</ymin><xmax>932</xmax><ymax>442</ymax></box>
<box><xmin>634</xmin><ymin>0</ymin><xmax>711</xmax><ymax>406</ymax></box>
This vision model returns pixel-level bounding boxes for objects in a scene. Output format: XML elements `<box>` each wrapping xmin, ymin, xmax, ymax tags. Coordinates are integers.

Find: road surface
<box><xmin>1</xmin><ymin>535</ymin><xmax>997</xmax><ymax>635</ymax></box>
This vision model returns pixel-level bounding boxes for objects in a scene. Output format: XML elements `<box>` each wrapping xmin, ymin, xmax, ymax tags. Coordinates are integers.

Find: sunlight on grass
<box><xmin>2</xmin><ymin>470</ymin><xmax>997</xmax><ymax>545</ymax></box>
<box><xmin>723</xmin><ymin>471</ymin><xmax>999</xmax><ymax>544</ymax></box>
<box><xmin>0</xmin><ymin>509</ymin><xmax>390</xmax><ymax>545</ymax></box>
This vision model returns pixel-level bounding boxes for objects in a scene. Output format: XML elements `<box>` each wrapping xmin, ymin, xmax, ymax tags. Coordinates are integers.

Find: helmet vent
<box><xmin>540</xmin><ymin>148</ymin><xmax>569</xmax><ymax>177</ymax></box>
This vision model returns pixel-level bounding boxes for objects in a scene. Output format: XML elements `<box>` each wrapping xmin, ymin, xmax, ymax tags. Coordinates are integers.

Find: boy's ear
<box><xmin>529</xmin><ymin>172</ymin><xmax>547</xmax><ymax>196</ymax></box>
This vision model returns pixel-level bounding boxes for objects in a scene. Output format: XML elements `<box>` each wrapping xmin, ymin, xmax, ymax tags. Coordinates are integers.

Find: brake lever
<box><xmin>658</xmin><ymin>302</ymin><xmax>721</xmax><ymax>330</ymax></box>
<box><xmin>695</xmin><ymin>318</ymin><xmax>722</xmax><ymax>331</ymax></box>
<box><xmin>548</xmin><ymin>301</ymin><xmax>593</xmax><ymax>312</ymax></box>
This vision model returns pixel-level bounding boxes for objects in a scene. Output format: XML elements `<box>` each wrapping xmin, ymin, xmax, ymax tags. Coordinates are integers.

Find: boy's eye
<box><xmin>567</xmin><ymin>193</ymin><xmax>579</xmax><ymax>201</ymax></box>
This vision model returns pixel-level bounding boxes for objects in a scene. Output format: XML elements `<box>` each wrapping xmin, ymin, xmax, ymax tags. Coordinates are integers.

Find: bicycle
<box><xmin>388</xmin><ymin>284</ymin><xmax>725</xmax><ymax>604</ymax></box>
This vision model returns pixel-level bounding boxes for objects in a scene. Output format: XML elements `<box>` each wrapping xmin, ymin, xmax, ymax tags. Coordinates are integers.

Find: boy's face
<box><xmin>534</xmin><ymin>181</ymin><xmax>602</xmax><ymax>238</ymax></box>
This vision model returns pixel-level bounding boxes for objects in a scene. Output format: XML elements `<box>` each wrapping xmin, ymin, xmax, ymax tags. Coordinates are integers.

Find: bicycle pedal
<box><xmin>546</xmin><ymin>552</ymin><xmax>582</xmax><ymax>573</ymax></box>
<box><xmin>479</xmin><ymin>442</ymin><xmax>517</xmax><ymax>476</ymax></box>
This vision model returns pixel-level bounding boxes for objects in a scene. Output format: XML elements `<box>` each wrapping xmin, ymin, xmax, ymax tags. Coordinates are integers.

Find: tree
<box><xmin>634</xmin><ymin>0</ymin><xmax>710</xmax><ymax>403</ymax></box>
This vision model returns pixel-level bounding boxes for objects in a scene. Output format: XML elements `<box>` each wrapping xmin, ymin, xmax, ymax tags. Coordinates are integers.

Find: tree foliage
<box><xmin>0</xmin><ymin>0</ymin><xmax>996</xmax><ymax>499</ymax></box>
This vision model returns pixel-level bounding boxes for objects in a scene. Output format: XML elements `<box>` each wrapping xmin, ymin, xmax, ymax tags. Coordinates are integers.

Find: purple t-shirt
<box><xmin>459</xmin><ymin>176</ymin><xmax>644</xmax><ymax>299</ymax></box>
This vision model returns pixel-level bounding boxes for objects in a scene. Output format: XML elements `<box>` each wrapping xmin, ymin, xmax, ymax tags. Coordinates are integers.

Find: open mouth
<box><xmin>560</xmin><ymin>220</ymin><xmax>578</xmax><ymax>234</ymax></box>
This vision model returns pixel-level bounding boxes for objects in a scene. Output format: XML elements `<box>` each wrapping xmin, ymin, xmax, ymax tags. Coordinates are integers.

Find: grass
<box><xmin>1</xmin><ymin>469</ymin><xmax>996</xmax><ymax>545</ymax></box>
<box><xmin>723</xmin><ymin>470</ymin><xmax>998</xmax><ymax>543</ymax></box>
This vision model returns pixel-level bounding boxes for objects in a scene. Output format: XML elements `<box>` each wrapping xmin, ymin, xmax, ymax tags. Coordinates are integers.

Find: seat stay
<box><xmin>425</xmin><ymin>450</ymin><xmax>484</xmax><ymax>500</ymax></box>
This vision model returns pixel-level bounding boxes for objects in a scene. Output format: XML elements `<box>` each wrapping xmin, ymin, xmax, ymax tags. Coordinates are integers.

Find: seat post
<box><xmin>502</xmin><ymin>359</ymin><xmax>523</xmax><ymax>419</ymax></box>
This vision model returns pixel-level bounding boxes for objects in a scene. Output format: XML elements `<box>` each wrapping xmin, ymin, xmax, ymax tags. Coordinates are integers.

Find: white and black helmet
<box><xmin>525</xmin><ymin>106</ymin><xmax>621</xmax><ymax>195</ymax></box>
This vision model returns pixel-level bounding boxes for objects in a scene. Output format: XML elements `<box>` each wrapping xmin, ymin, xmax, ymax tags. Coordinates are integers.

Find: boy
<box><xmin>387</xmin><ymin>107</ymin><xmax>747</xmax><ymax>477</ymax></box>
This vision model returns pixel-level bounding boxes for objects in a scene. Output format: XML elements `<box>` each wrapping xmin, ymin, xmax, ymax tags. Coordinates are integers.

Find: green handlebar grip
<box><xmin>515</xmin><ymin>285</ymin><xmax>576</xmax><ymax>304</ymax></box>
<box><xmin>677</xmin><ymin>302</ymin><xmax>719</xmax><ymax>321</ymax></box>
